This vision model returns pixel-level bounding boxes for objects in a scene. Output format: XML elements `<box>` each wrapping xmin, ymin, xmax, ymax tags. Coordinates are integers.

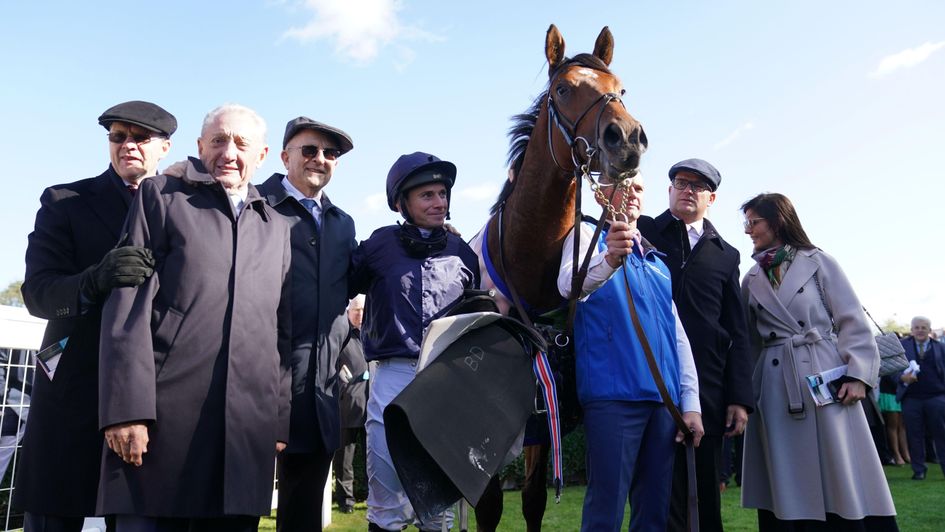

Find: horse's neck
<box><xmin>497</xmin><ymin>154</ymin><xmax>576</xmax><ymax>311</ymax></box>
<box><xmin>504</xmin><ymin>163</ymin><xmax>575</xmax><ymax>243</ymax></box>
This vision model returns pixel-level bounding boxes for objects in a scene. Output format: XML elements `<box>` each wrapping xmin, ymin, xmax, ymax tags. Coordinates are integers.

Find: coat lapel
<box><xmin>777</xmin><ymin>250</ymin><xmax>818</xmax><ymax>309</ymax></box>
<box><xmin>84</xmin><ymin>168</ymin><xmax>129</xmax><ymax>242</ymax></box>
<box><xmin>746</xmin><ymin>265</ymin><xmax>799</xmax><ymax>332</ymax></box>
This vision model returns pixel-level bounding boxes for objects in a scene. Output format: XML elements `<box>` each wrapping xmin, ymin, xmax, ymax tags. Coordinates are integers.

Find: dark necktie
<box><xmin>678</xmin><ymin>219</ymin><xmax>691</xmax><ymax>261</ymax></box>
<box><xmin>127</xmin><ymin>185</ymin><xmax>137</xmax><ymax>196</ymax></box>
<box><xmin>300</xmin><ymin>198</ymin><xmax>320</xmax><ymax>231</ymax></box>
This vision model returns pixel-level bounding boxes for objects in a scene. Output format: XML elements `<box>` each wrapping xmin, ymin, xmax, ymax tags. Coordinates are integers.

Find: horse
<box><xmin>468</xmin><ymin>24</ymin><xmax>647</xmax><ymax>532</ymax></box>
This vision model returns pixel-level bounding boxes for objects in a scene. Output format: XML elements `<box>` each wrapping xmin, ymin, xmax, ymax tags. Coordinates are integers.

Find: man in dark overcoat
<box><xmin>255</xmin><ymin>116</ymin><xmax>357</xmax><ymax>531</ymax></box>
<box><xmin>98</xmin><ymin>104</ymin><xmax>292</xmax><ymax>532</ymax></box>
<box><xmin>17</xmin><ymin>100</ymin><xmax>175</xmax><ymax>532</ymax></box>
<box><xmin>333</xmin><ymin>294</ymin><xmax>369</xmax><ymax>513</ymax></box>
<box><xmin>637</xmin><ymin>158</ymin><xmax>753</xmax><ymax>532</ymax></box>
<box><xmin>897</xmin><ymin>316</ymin><xmax>945</xmax><ymax>480</ymax></box>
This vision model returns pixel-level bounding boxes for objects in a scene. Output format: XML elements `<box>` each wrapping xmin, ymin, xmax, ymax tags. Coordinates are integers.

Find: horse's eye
<box><xmin>620</xmin><ymin>89</ymin><xmax>626</xmax><ymax>96</ymax></box>
<box><xmin>555</xmin><ymin>84</ymin><xmax>569</xmax><ymax>98</ymax></box>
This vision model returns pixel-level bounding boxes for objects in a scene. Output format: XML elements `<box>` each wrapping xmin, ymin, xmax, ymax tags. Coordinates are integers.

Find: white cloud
<box><xmin>456</xmin><ymin>182</ymin><xmax>500</xmax><ymax>201</ymax></box>
<box><xmin>281</xmin><ymin>0</ymin><xmax>442</xmax><ymax>64</ymax></box>
<box><xmin>869</xmin><ymin>41</ymin><xmax>945</xmax><ymax>79</ymax></box>
<box><xmin>713</xmin><ymin>122</ymin><xmax>754</xmax><ymax>151</ymax></box>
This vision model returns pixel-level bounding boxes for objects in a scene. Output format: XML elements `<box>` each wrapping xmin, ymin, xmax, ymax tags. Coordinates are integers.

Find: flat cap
<box><xmin>283</xmin><ymin>116</ymin><xmax>354</xmax><ymax>154</ymax></box>
<box><xmin>98</xmin><ymin>100</ymin><xmax>177</xmax><ymax>137</ymax></box>
<box><xmin>668</xmin><ymin>158</ymin><xmax>721</xmax><ymax>191</ymax></box>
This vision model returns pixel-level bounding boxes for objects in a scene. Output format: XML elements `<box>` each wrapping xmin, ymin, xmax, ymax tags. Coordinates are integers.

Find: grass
<box><xmin>259</xmin><ymin>464</ymin><xmax>944</xmax><ymax>531</ymax></box>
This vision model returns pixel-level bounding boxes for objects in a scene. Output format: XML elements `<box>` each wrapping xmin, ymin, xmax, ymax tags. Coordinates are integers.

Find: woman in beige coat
<box><xmin>739</xmin><ymin>193</ymin><xmax>897</xmax><ymax>531</ymax></box>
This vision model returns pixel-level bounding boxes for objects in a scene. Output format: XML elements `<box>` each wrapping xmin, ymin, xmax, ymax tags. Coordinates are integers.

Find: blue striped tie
<box><xmin>300</xmin><ymin>198</ymin><xmax>320</xmax><ymax>231</ymax></box>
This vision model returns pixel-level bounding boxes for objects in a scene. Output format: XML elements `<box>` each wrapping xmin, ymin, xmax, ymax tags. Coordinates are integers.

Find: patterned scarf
<box><xmin>752</xmin><ymin>244</ymin><xmax>796</xmax><ymax>288</ymax></box>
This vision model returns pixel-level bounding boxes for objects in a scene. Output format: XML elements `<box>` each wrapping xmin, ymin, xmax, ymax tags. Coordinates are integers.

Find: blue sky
<box><xmin>2</xmin><ymin>1</ymin><xmax>943</xmax><ymax>327</ymax></box>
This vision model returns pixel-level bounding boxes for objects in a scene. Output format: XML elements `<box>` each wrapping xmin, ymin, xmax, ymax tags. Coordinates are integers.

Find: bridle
<box><xmin>545</xmin><ymin>65</ymin><xmax>626</xmax><ymax>173</ymax></box>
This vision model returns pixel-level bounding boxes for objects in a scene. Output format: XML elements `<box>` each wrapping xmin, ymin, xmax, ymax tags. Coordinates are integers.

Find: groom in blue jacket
<box><xmin>558</xmin><ymin>172</ymin><xmax>703</xmax><ymax>531</ymax></box>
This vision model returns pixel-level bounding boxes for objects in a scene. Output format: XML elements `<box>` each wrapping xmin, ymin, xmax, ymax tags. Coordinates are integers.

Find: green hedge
<box><xmin>500</xmin><ymin>426</ymin><xmax>587</xmax><ymax>487</ymax></box>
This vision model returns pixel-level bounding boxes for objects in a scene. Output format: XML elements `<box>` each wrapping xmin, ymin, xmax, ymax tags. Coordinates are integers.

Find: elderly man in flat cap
<box><xmin>17</xmin><ymin>100</ymin><xmax>176</xmax><ymax>532</ymax></box>
<box><xmin>255</xmin><ymin>116</ymin><xmax>358</xmax><ymax>531</ymax></box>
<box><xmin>97</xmin><ymin>103</ymin><xmax>292</xmax><ymax>532</ymax></box>
<box><xmin>637</xmin><ymin>158</ymin><xmax>753</xmax><ymax>532</ymax></box>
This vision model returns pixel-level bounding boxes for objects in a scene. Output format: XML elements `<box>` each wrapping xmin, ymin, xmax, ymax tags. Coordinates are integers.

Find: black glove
<box><xmin>79</xmin><ymin>246</ymin><xmax>155</xmax><ymax>303</ymax></box>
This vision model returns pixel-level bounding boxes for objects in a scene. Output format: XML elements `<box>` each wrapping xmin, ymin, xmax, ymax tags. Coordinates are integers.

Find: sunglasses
<box><xmin>107</xmin><ymin>131</ymin><xmax>163</xmax><ymax>145</ymax></box>
<box><xmin>288</xmin><ymin>144</ymin><xmax>342</xmax><ymax>161</ymax></box>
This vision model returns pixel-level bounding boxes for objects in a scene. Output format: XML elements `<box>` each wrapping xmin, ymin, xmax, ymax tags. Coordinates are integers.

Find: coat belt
<box><xmin>764</xmin><ymin>328</ymin><xmax>826</xmax><ymax>419</ymax></box>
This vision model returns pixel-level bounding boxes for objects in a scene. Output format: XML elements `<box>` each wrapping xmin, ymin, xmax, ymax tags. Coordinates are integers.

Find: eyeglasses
<box><xmin>288</xmin><ymin>144</ymin><xmax>342</xmax><ymax>161</ymax></box>
<box><xmin>107</xmin><ymin>132</ymin><xmax>163</xmax><ymax>145</ymax></box>
<box><xmin>671</xmin><ymin>178</ymin><xmax>710</xmax><ymax>194</ymax></box>
<box><xmin>743</xmin><ymin>218</ymin><xmax>765</xmax><ymax>231</ymax></box>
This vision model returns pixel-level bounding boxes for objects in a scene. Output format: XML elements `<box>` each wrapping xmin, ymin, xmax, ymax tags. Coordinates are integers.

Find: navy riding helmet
<box><xmin>385</xmin><ymin>152</ymin><xmax>457</xmax><ymax>215</ymax></box>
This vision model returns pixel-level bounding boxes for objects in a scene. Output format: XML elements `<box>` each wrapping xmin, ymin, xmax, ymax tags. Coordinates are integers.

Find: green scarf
<box><xmin>752</xmin><ymin>244</ymin><xmax>796</xmax><ymax>288</ymax></box>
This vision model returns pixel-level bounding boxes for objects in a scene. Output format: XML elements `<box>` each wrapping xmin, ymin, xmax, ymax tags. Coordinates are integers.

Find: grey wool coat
<box><xmin>740</xmin><ymin>247</ymin><xmax>895</xmax><ymax>521</ymax></box>
<box><xmin>98</xmin><ymin>159</ymin><xmax>292</xmax><ymax>517</ymax></box>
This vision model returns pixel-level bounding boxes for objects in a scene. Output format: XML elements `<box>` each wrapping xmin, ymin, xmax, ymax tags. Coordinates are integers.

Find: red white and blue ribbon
<box><xmin>533</xmin><ymin>349</ymin><xmax>563</xmax><ymax>502</ymax></box>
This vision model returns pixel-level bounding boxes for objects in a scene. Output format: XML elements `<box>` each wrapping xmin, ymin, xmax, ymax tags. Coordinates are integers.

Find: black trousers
<box><xmin>902</xmin><ymin>394</ymin><xmax>945</xmax><ymax>477</ymax></box>
<box><xmin>277</xmin><ymin>449</ymin><xmax>333</xmax><ymax>532</ymax></box>
<box><xmin>332</xmin><ymin>427</ymin><xmax>363</xmax><ymax>507</ymax></box>
<box><xmin>666</xmin><ymin>433</ymin><xmax>723</xmax><ymax>532</ymax></box>
<box><xmin>24</xmin><ymin>513</ymin><xmax>115</xmax><ymax>532</ymax></box>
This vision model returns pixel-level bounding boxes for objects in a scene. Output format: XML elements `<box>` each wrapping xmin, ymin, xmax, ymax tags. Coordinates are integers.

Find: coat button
<box><xmin>772</xmin><ymin>358</ymin><xmax>780</xmax><ymax>366</ymax></box>
<box><xmin>309</xmin><ymin>237</ymin><xmax>317</xmax><ymax>246</ymax></box>
<box><xmin>798</xmin><ymin>320</ymin><xmax>805</xmax><ymax>327</ymax></box>
<box><xmin>769</xmin><ymin>331</ymin><xmax>777</xmax><ymax>340</ymax></box>
<box><xmin>798</xmin><ymin>287</ymin><xmax>804</xmax><ymax>293</ymax></box>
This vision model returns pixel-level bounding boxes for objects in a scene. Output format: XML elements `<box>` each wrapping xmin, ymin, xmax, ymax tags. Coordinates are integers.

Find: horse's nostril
<box><xmin>637</xmin><ymin>127</ymin><xmax>648</xmax><ymax>149</ymax></box>
<box><xmin>603</xmin><ymin>123</ymin><xmax>626</xmax><ymax>148</ymax></box>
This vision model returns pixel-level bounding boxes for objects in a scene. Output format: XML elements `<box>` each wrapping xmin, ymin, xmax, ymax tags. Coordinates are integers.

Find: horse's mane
<box><xmin>490</xmin><ymin>53</ymin><xmax>612</xmax><ymax>215</ymax></box>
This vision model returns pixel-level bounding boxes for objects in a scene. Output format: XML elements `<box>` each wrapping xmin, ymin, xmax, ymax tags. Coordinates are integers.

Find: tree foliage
<box><xmin>0</xmin><ymin>280</ymin><xmax>24</xmax><ymax>307</ymax></box>
<box><xmin>880</xmin><ymin>318</ymin><xmax>909</xmax><ymax>336</ymax></box>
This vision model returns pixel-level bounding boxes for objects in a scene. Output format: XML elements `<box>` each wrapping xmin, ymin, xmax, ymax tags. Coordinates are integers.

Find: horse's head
<box><xmin>544</xmin><ymin>25</ymin><xmax>647</xmax><ymax>182</ymax></box>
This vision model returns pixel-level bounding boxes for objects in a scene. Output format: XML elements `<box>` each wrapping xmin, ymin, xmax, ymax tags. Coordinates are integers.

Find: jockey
<box><xmin>349</xmin><ymin>151</ymin><xmax>479</xmax><ymax>532</ymax></box>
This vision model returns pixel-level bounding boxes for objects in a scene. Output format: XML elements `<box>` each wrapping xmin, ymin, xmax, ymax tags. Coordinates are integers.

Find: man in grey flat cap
<box><xmin>255</xmin><ymin>116</ymin><xmax>357</xmax><ymax>532</ymax></box>
<box><xmin>637</xmin><ymin>158</ymin><xmax>753</xmax><ymax>532</ymax></box>
<box><xmin>17</xmin><ymin>100</ymin><xmax>176</xmax><ymax>532</ymax></box>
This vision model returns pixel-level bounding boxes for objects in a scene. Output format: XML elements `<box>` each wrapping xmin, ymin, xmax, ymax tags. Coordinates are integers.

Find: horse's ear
<box><xmin>546</xmin><ymin>24</ymin><xmax>565</xmax><ymax>75</ymax></box>
<box><xmin>593</xmin><ymin>26</ymin><xmax>614</xmax><ymax>66</ymax></box>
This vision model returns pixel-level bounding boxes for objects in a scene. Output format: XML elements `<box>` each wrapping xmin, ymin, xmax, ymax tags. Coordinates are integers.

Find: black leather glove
<box><xmin>79</xmin><ymin>246</ymin><xmax>155</xmax><ymax>303</ymax></box>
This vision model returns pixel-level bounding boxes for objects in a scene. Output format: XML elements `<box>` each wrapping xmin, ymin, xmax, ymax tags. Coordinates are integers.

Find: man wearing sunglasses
<box><xmin>256</xmin><ymin>116</ymin><xmax>357</xmax><ymax>532</ymax></box>
<box><xmin>637</xmin><ymin>158</ymin><xmax>753</xmax><ymax>532</ymax></box>
<box><xmin>18</xmin><ymin>100</ymin><xmax>176</xmax><ymax>532</ymax></box>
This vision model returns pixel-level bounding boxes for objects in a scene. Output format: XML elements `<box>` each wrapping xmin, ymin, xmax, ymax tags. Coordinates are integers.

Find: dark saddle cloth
<box><xmin>384</xmin><ymin>314</ymin><xmax>539</xmax><ymax>522</ymax></box>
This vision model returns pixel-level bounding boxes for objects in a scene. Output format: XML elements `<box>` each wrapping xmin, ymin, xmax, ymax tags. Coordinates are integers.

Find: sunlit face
<box><xmin>912</xmin><ymin>320</ymin><xmax>931</xmax><ymax>343</ymax></box>
<box><xmin>399</xmin><ymin>183</ymin><xmax>448</xmax><ymax>229</ymax></box>
<box><xmin>743</xmin><ymin>208</ymin><xmax>780</xmax><ymax>253</ymax></box>
<box><xmin>107</xmin><ymin>122</ymin><xmax>170</xmax><ymax>183</ymax></box>
<box><xmin>668</xmin><ymin>170</ymin><xmax>715</xmax><ymax>224</ymax></box>
<box><xmin>347</xmin><ymin>304</ymin><xmax>364</xmax><ymax>329</ymax></box>
<box><xmin>596</xmin><ymin>174</ymin><xmax>644</xmax><ymax>223</ymax></box>
<box><xmin>197</xmin><ymin>111</ymin><xmax>268</xmax><ymax>190</ymax></box>
<box><xmin>281</xmin><ymin>129</ymin><xmax>339</xmax><ymax>197</ymax></box>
